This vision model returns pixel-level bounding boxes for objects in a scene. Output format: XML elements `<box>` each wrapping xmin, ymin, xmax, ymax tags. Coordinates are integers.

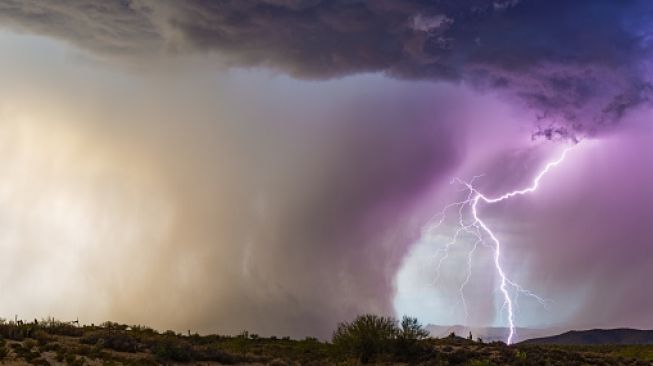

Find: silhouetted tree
<box><xmin>395</xmin><ymin>316</ymin><xmax>430</xmax><ymax>359</ymax></box>
<box><xmin>398</xmin><ymin>316</ymin><xmax>429</xmax><ymax>340</ymax></box>
<box><xmin>332</xmin><ymin>314</ymin><xmax>397</xmax><ymax>363</ymax></box>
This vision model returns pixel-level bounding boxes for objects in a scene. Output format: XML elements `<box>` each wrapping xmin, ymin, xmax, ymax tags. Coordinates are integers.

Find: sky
<box><xmin>0</xmin><ymin>0</ymin><xmax>652</xmax><ymax>341</ymax></box>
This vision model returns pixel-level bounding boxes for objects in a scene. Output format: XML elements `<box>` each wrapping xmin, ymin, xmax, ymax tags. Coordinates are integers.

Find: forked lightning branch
<box><xmin>428</xmin><ymin>144</ymin><xmax>577</xmax><ymax>344</ymax></box>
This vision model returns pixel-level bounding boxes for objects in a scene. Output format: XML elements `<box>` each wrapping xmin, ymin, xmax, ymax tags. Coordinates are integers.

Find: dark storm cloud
<box><xmin>0</xmin><ymin>0</ymin><xmax>160</xmax><ymax>55</ymax></box>
<box><xmin>2</xmin><ymin>0</ymin><xmax>652</xmax><ymax>137</ymax></box>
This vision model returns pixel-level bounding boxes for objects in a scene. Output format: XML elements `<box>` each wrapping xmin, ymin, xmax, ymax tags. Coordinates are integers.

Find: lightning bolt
<box><xmin>428</xmin><ymin>144</ymin><xmax>577</xmax><ymax>344</ymax></box>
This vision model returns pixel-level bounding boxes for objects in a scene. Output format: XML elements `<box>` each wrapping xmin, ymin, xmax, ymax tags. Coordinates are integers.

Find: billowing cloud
<box><xmin>1</xmin><ymin>0</ymin><xmax>652</xmax><ymax>137</ymax></box>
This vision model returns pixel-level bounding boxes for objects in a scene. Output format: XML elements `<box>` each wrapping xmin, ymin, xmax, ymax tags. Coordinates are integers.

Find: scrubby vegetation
<box><xmin>333</xmin><ymin>315</ymin><xmax>429</xmax><ymax>363</ymax></box>
<box><xmin>0</xmin><ymin>315</ymin><xmax>651</xmax><ymax>365</ymax></box>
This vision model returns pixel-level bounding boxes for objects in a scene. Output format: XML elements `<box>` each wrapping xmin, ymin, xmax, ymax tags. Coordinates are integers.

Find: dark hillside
<box><xmin>521</xmin><ymin>328</ymin><xmax>653</xmax><ymax>345</ymax></box>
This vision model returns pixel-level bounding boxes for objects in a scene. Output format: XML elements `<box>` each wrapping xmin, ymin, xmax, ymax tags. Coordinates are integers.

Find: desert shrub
<box><xmin>41</xmin><ymin>319</ymin><xmax>83</xmax><ymax>337</ymax></box>
<box><xmin>64</xmin><ymin>353</ymin><xmax>74</xmax><ymax>364</ymax></box>
<box><xmin>467</xmin><ymin>360</ymin><xmax>492</xmax><ymax>366</ymax></box>
<box><xmin>268</xmin><ymin>357</ymin><xmax>289</xmax><ymax>366</ymax></box>
<box><xmin>448</xmin><ymin>348</ymin><xmax>476</xmax><ymax>364</ymax></box>
<box><xmin>11</xmin><ymin>343</ymin><xmax>31</xmax><ymax>360</ymax></box>
<box><xmin>76</xmin><ymin>344</ymin><xmax>94</xmax><ymax>357</ymax></box>
<box><xmin>394</xmin><ymin>316</ymin><xmax>429</xmax><ymax>360</ymax></box>
<box><xmin>229</xmin><ymin>334</ymin><xmax>251</xmax><ymax>355</ymax></box>
<box><xmin>100</xmin><ymin>322</ymin><xmax>129</xmax><ymax>331</ymax></box>
<box><xmin>163</xmin><ymin>330</ymin><xmax>177</xmax><ymax>337</ymax></box>
<box><xmin>81</xmin><ymin>330</ymin><xmax>140</xmax><ymax>353</ymax></box>
<box><xmin>398</xmin><ymin>316</ymin><xmax>429</xmax><ymax>340</ymax></box>
<box><xmin>196</xmin><ymin>345</ymin><xmax>240</xmax><ymax>364</ymax></box>
<box><xmin>332</xmin><ymin>314</ymin><xmax>397</xmax><ymax>363</ymax></box>
<box><xmin>12</xmin><ymin>342</ymin><xmax>40</xmax><ymax>363</ymax></box>
<box><xmin>153</xmin><ymin>336</ymin><xmax>194</xmax><ymax>362</ymax></box>
<box><xmin>130</xmin><ymin>325</ymin><xmax>156</xmax><ymax>334</ymax></box>
<box><xmin>42</xmin><ymin>342</ymin><xmax>61</xmax><ymax>352</ymax></box>
<box><xmin>24</xmin><ymin>338</ymin><xmax>37</xmax><ymax>350</ymax></box>
<box><xmin>55</xmin><ymin>350</ymin><xmax>65</xmax><ymax>362</ymax></box>
<box><xmin>0</xmin><ymin>325</ymin><xmax>9</xmax><ymax>339</ymax></box>
<box><xmin>292</xmin><ymin>337</ymin><xmax>331</xmax><ymax>360</ymax></box>
<box><xmin>64</xmin><ymin>354</ymin><xmax>86</xmax><ymax>366</ymax></box>
<box><xmin>0</xmin><ymin>323</ymin><xmax>26</xmax><ymax>340</ymax></box>
<box><xmin>29</xmin><ymin>358</ymin><xmax>51</xmax><ymax>366</ymax></box>
<box><xmin>32</xmin><ymin>330</ymin><xmax>53</xmax><ymax>346</ymax></box>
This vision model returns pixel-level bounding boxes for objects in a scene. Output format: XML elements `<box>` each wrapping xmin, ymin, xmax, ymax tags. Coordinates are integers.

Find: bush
<box><xmin>196</xmin><ymin>345</ymin><xmax>240</xmax><ymax>364</ymax></box>
<box><xmin>64</xmin><ymin>353</ymin><xmax>83</xmax><ymax>366</ymax></box>
<box><xmin>332</xmin><ymin>314</ymin><xmax>397</xmax><ymax>363</ymax></box>
<box><xmin>41</xmin><ymin>342</ymin><xmax>61</xmax><ymax>352</ymax></box>
<box><xmin>24</xmin><ymin>338</ymin><xmax>37</xmax><ymax>350</ymax></box>
<box><xmin>32</xmin><ymin>330</ymin><xmax>53</xmax><ymax>346</ymax></box>
<box><xmin>55</xmin><ymin>350</ymin><xmax>65</xmax><ymax>362</ymax></box>
<box><xmin>29</xmin><ymin>358</ymin><xmax>51</xmax><ymax>366</ymax></box>
<box><xmin>0</xmin><ymin>323</ymin><xmax>26</xmax><ymax>340</ymax></box>
<box><xmin>153</xmin><ymin>337</ymin><xmax>194</xmax><ymax>362</ymax></box>
<box><xmin>268</xmin><ymin>357</ymin><xmax>289</xmax><ymax>366</ymax></box>
<box><xmin>394</xmin><ymin>316</ymin><xmax>430</xmax><ymax>360</ymax></box>
<box><xmin>467</xmin><ymin>360</ymin><xmax>492</xmax><ymax>366</ymax></box>
<box><xmin>100</xmin><ymin>322</ymin><xmax>129</xmax><ymax>331</ymax></box>
<box><xmin>81</xmin><ymin>330</ymin><xmax>140</xmax><ymax>353</ymax></box>
<box><xmin>12</xmin><ymin>342</ymin><xmax>40</xmax><ymax>363</ymax></box>
<box><xmin>130</xmin><ymin>324</ymin><xmax>156</xmax><ymax>334</ymax></box>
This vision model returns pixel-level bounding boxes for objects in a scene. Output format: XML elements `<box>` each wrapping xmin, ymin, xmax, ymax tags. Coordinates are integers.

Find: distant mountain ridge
<box><xmin>520</xmin><ymin>328</ymin><xmax>653</xmax><ymax>345</ymax></box>
<box><xmin>426</xmin><ymin>324</ymin><xmax>561</xmax><ymax>343</ymax></box>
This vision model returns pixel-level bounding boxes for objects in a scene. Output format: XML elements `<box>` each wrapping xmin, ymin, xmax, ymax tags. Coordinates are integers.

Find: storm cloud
<box><xmin>0</xmin><ymin>37</ymin><xmax>475</xmax><ymax>337</ymax></box>
<box><xmin>2</xmin><ymin>0</ymin><xmax>653</xmax><ymax>137</ymax></box>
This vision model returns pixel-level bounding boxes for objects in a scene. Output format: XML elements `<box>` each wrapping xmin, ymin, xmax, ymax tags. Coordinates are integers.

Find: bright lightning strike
<box><xmin>428</xmin><ymin>144</ymin><xmax>577</xmax><ymax>345</ymax></box>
